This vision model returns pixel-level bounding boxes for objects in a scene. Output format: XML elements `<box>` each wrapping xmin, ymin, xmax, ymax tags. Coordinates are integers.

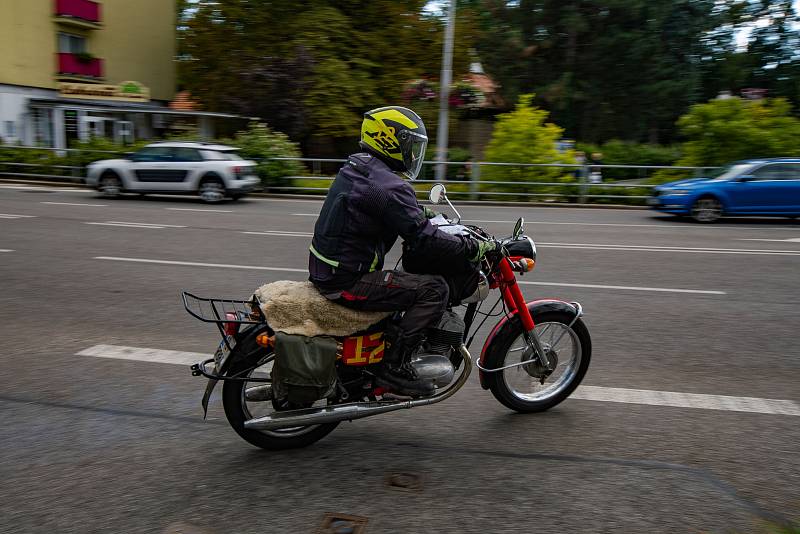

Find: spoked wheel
<box><xmin>691</xmin><ymin>196</ymin><xmax>723</xmax><ymax>223</ymax></box>
<box><xmin>222</xmin><ymin>329</ymin><xmax>338</xmax><ymax>450</ymax></box>
<box><xmin>484</xmin><ymin>311</ymin><xmax>591</xmax><ymax>413</ymax></box>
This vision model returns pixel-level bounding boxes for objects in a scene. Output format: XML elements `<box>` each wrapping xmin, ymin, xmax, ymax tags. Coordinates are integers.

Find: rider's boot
<box><xmin>375</xmin><ymin>327</ymin><xmax>435</xmax><ymax>397</ymax></box>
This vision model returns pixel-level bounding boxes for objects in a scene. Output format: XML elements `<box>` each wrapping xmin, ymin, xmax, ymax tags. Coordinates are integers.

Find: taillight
<box><xmin>232</xmin><ymin>166</ymin><xmax>242</xmax><ymax>178</ymax></box>
<box><xmin>223</xmin><ymin>312</ymin><xmax>239</xmax><ymax>336</ymax></box>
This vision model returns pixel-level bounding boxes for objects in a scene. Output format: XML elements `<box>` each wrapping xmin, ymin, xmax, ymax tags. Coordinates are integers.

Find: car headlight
<box><xmin>665</xmin><ymin>189</ymin><xmax>691</xmax><ymax>196</ymax></box>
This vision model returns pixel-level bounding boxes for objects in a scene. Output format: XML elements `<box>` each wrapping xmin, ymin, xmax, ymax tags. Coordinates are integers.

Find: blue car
<box><xmin>649</xmin><ymin>158</ymin><xmax>800</xmax><ymax>222</ymax></box>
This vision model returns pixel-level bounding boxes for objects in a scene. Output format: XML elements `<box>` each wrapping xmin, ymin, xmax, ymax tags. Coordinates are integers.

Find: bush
<box><xmin>419</xmin><ymin>145</ymin><xmax>473</xmax><ymax>181</ymax></box>
<box><xmin>482</xmin><ymin>94</ymin><xmax>576</xmax><ymax>200</ymax></box>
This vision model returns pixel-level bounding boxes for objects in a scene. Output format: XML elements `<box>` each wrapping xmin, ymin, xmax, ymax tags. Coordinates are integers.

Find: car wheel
<box><xmin>98</xmin><ymin>172</ymin><xmax>122</xmax><ymax>198</ymax></box>
<box><xmin>690</xmin><ymin>196</ymin><xmax>722</xmax><ymax>223</ymax></box>
<box><xmin>199</xmin><ymin>177</ymin><xmax>225</xmax><ymax>203</ymax></box>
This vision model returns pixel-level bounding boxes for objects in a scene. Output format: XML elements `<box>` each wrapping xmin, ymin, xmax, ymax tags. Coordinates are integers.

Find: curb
<box><xmin>0</xmin><ymin>178</ymin><xmax>648</xmax><ymax>210</ymax></box>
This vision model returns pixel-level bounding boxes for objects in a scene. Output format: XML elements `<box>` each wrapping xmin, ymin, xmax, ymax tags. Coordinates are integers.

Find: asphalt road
<box><xmin>1</xmin><ymin>184</ymin><xmax>798</xmax><ymax>534</ymax></box>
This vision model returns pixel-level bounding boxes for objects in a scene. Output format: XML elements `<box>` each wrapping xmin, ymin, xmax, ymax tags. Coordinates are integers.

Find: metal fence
<box><xmin>0</xmin><ymin>145</ymin><xmax>718</xmax><ymax>205</ymax></box>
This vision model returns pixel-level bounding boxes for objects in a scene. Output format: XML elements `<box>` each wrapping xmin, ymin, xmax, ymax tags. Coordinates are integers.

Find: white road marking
<box><xmin>738</xmin><ymin>237</ymin><xmax>800</xmax><ymax>243</ymax></box>
<box><xmin>41</xmin><ymin>201</ymin><xmax>107</xmax><ymax>207</ymax></box>
<box><xmin>0</xmin><ymin>213</ymin><xmax>36</xmax><ymax>219</ymax></box>
<box><xmin>518</xmin><ymin>280</ymin><xmax>725</xmax><ymax>295</ymax></box>
<box><xmin>242</xmin><ymin>230</ymin><xmax>313</xmax><ymax>237</ymax></box>
<box><xmin>166</xmin><ymin>208</ymin><xmax>233</xmax><ymax>213</ymax></box>
<box><xmin>571</xmin><ymin>386</ymin><xmax>800</xmax><ymax>416</ymax></box>
<box><xmin>85</xmin><ymin>221</ymin><xmax>186</xmax><ymax>229</ymax></box>
<box><xmin>75</xmin><ymin>343</ymin><xmax>800</xmax><ymax>417</ymax></box>
<box><xmin>93</xmin><ymin>256</ymin><xmax>722</xmax><ymax>295</ymax></box>
<box><xmin>538</xmin><ymin>242</ymin><xmax>800</xmax><ymax>256</ymax></box>
<box><xmin>76</xmin><ymin>344</ymin><xmax>207</xmax><ymax>366</ymax></box>
<box><xmin>0</xmin><ymin>249</ymin><xmax>13</xmax><ymax>252</ymax></box>
<box><xmin>94</xmin><ymin>256</ymin><xmax>307</xmax><ymax>272</ymax></box>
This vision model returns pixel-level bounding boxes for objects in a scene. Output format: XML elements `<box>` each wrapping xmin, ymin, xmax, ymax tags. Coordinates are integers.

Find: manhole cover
<box><xmin>318</xmin><ymin>513</ymin><xmax>368</xmax><ymax>534</ymax></box>
<box><xmin>385</xmin><ymin>472</ymin><xmax>423</xmax><ymax>492</ymax></box>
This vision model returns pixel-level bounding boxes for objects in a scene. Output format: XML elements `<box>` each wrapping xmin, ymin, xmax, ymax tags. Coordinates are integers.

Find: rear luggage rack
<box><xmin>182</xmin><ymin>291</ymin><xmax>267</xmax><ymax>327</ymax></box>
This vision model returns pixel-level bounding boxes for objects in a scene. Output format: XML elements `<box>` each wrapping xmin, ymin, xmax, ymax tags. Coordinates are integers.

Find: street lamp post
<box><xmin>435</xmin><ymin>0</ymin><xmax>456</xmax><ymax>182</ymax></box>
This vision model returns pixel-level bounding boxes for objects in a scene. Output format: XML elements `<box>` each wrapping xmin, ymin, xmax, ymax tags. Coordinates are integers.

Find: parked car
<box><xmin>649</xmin><ymin>158</ymin><xmax>800</xmax><ymax>222</ymax></box>
<box><xmin>86</xmin><ymin>142</ymin><xmax>260</xmax><ymax>203</ymax></box>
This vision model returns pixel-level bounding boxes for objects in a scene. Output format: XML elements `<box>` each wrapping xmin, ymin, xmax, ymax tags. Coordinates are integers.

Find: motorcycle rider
<box><xmin>309</xmin><ymin>106</ymin><xmax>496</xmax><ymax>397</ymax></box>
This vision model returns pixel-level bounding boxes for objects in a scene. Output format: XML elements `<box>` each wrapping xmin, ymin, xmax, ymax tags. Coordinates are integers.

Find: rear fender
<box><xmin>478</xmin><ymin>299</ymin><xmax>580</xmax><ymax>389</ymax></box>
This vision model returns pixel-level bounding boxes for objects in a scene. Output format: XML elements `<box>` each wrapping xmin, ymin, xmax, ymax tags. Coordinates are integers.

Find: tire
<box><xmin>483</xmin><ymin>310</ymin><xmax>592</xmax><ymax>413</ymax></box>
<box><xmin>198</xmin><ymin>176</ymin><xmax>226</xmax><ymax>203</ymax></box>
<box><xmin>98</xmin><ymin>171</ymin><xmax>123</xmax><ymax>198</ymax></box>
<box><xmin>690</xmin><ymin>196</ymin><xmax>723</xmax><ymax>223</ymax></box>
<box><xmin>222</xmin><ymin>328</ymin><xmax>339</xmax><ymax>450</ymax></box>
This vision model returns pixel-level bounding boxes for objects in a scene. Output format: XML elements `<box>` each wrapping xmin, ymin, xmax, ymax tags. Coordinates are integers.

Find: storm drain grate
<box><xmin>318</xmin><ymin>513</ymin><xmax>368</xmax><ymax>534</ymax></box>
<box><xmin>385</xmin><ymin>472</ymin><xmax>424</xmax><ymax>492</ymax></box>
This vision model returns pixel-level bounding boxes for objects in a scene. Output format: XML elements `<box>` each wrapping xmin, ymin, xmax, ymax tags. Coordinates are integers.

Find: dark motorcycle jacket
<box><xmin>309</xmin><ymin>152</ymin><xmax>479</xmax><ymax>294</ymax></box>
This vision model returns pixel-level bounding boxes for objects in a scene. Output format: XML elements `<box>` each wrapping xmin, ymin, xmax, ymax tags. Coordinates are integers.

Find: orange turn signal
<box><xmin>521</xmin><ymin>258</ymin><xmax>536</xmax><ymax>272</ymax></box>
<box><xmin>256</xmin><ymin>334</ymin><xmax>274</xmax><ymax>348</ymax></box>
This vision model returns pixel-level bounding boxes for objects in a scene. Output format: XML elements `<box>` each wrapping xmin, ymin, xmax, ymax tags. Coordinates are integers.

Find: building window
<box><xmin>4</xmin><ymin>121</ymin><xmax>16</xmax><ymax>140</ymax></box>
<box><xmin>58</xmin><ymin>32</ymin><xmax>86</xmax><ymax>54</ymax></box>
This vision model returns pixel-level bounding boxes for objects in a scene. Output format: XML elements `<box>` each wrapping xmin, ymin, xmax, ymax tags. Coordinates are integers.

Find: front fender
<box><xmin>478</xmin><ymin>299</ymin><xmax>581</xmax><ymax>389</ymax></box>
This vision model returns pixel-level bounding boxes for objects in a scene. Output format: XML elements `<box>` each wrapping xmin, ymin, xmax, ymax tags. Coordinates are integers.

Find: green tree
<box><xmin>482</xmin><ymin>94</ymin><xmax>574</xmax><ymax>197</ymax></box>
<box><xmin>676</xmin><ymin>97</ymin><xmax>800</xmax><ymax>167</ymax></box>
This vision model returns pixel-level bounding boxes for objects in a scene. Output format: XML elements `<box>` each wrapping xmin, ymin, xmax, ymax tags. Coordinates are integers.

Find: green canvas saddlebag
<box><xmin>271</xmin><ymin>332</ymin><xmax>338</xmax><ymax>405</ymax></box>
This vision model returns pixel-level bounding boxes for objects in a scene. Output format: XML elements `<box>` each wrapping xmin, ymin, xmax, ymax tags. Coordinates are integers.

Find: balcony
<box><xmin>57</xmin><ymin>53</ymin><xmax>104</xmax><ymax>80</ymax></box>
<box><xmin>54</xmin><ymin>0</ymin><xmax>102</xmax><ymax>29</ymax></box>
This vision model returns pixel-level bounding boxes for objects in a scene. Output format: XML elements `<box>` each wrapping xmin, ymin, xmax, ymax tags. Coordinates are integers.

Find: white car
<box><xmin>86</xmin><ymin>142</ymin><xmax>260</xmax><ymax>202</ymax></box>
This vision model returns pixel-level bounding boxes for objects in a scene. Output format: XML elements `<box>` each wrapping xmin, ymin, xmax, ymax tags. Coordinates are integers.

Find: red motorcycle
<box><xmin>185</xmin><ymin>184</ymin><xmax>591</xmax><ymax>450</ymax></box>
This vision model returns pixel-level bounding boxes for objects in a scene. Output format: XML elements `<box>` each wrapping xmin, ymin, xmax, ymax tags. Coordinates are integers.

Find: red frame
<box><xmin>493</xmin><ymin>256</ymin><xmax>536</xmax><ymax>331</ymax></box>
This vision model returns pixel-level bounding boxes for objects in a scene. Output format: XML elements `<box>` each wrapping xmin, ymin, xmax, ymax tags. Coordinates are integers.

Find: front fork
<box><xmin>499</xmin><ymin>259</ymin><xmax>553</xmax><ymax>372</ymax></box>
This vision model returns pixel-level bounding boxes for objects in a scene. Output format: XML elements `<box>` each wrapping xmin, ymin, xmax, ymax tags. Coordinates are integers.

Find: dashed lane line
<box><xmin>94</xmin><ymin>256</ymin><xmax>306</xmax><ymax>272</ymax></box>
<box><xmin>166</xmin><ymin>208</ymin><xmax>233</xmax><ymax>213</ymax></box>
<box><xmin>41</xmin><ymin>201</ymin><xmax>107</xmax><ymax>207</ymax></box>
<box><xmin>0</xmin><ymin>213</ymin><xmax>36</xmax><ymax>219</ymax></box>
<box><xmin>85</xmin><ymin>221</ymin><xmax>187</xmax><ymax>229</ymax></box>
<box><xmin>0</xmin><ymin>249</ymin><xmax>13</xmax><ymax>252</ymax></box>
<box><xmin>93</xmin><ymin>256</ymin><xmax>721</xmax><ymax>294</ymax></box>
<box><xmin>538</xmin><ymin>242</ymin><xmax>800</xmax><ymax>256</ymax></box>
<box><xmin>74</xmin><ymin>344</ymin><xmax>800</xmax><ymax>417</ymax></box>
<box><xmin>242</xmin><ymin>230</ymin><xmax>313</xmax><ymax>237</ymax></box>
<box><xmin>517</xmin><ymin>280</ymin><xmax>725</xmax><ymax>295</ymax></box>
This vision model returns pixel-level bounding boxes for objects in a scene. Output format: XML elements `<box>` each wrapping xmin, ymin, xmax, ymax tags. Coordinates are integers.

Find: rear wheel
<box><xmin>222</xmin><ymin>329</ymin><xmax>338</xmax><ymax>450</ymax></box>
<box><xmin>691</xmin><ymin>196</ymin><xmax>723</xmax><ymax>223</ymax></box>
<box><xmin>98</xmin><ymin>171</ymin><xmax>122</xmax><ymax>198</ymax></box>
<box><xmin>198</xmin><ymin>177</ymin><xmax>226</xmax><ymax>203</ymax></box>
<box><xmin>484</xmin><ymin>311</ymin><xmax>591</xmax><ymax>413</ymax></box>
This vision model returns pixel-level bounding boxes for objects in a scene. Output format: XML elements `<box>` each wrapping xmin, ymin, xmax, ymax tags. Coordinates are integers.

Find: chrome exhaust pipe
<box><xmin>244</xmin><ymin>345</ymin><xmax>472</xmax><ymax>431</ymax></box>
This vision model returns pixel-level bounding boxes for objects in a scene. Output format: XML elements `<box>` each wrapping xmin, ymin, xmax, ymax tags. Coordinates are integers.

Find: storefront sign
<box><xmin>58</xmin><ymin>81</ymin><xmax>150</xmax><ymax>102</ymax></box>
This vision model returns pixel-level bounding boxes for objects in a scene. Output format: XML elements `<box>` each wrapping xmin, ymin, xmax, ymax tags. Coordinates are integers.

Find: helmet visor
<box><xmin>400</xmin><ymin>130</ymin><xmax>428</xmax><ymax>180</ymax></box>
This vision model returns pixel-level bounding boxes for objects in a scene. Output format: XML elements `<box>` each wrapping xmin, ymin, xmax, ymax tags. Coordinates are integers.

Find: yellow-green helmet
<box><xmin>360</xmin><ymin>106</ymin><xmax>428</xmax><ymax>180</ymax></box>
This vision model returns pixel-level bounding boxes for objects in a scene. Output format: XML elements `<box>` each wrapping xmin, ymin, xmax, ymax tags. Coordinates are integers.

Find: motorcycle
<box><xmin>184</xmin><ymin>184</ymin><xmax>591</xmax><ymax>450</ymax></box>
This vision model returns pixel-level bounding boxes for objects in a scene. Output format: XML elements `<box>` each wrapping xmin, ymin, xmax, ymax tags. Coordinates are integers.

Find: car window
<box><xmin>712</xmin><ymin>163</ymin><xmax>754</xmax><ymax>181</ymax></box>
<box><xmin>200</xmin><ymin>150</ymin><xmax>244</xmax><ymax>161</ymax></box>
<box><xmin>131</xmin><ymin>147</ymin><xmax>172</xmax><ymax>162</ymax></box>
<box><xmin>751</xmin><ymin>164</ymin><xmax>798</xmax><ymax>181</ymax></box>
<box><xmin>170</xmin><ymin>147</ymin><xmax>203</xmax><ymax>162</ymax></box>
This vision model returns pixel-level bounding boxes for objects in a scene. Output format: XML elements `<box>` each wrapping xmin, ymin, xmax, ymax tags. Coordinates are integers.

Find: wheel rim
<box><xmin>99</xmin><ymin>176</ymin><xmax>121</xmax><ymax>196</ymax></box>
<box><xmin>501</xmin><ymin>321</ymin><xmax>582</xmax><ymax>402</ymax></box>
<box><xmin>199</xmin><ymin>181</ymin><xmax>225</xmax><ymax>202</ymax></box>
<box><xmin>692</xmin><ymin>198</ymin><xmax>721</xmax><ymax>222</ymax></box>
<box><xmin>240</xmin><ymin>354</ymin><xmax>322</xmax><ymax>438</ymax></box>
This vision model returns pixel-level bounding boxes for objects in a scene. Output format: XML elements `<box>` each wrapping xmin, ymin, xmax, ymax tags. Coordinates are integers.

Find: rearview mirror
<box><xmin>429</xmin><ymin>183</ymin><xmax>447</xmax><ymax>205</ymax></box>
<box><xmin>513</xmin><ymin>217</ymin><xmax>525</xmax><ymax>239</ymax></box>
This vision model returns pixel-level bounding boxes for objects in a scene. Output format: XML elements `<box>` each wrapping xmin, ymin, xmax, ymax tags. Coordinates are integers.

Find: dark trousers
<box><xmin>333</xmin><ymin>268</ymin><xmax>479</xmax><ymax>338</ymax></box>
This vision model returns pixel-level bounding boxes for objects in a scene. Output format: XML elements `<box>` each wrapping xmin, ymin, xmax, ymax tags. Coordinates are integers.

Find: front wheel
<box><xmin>484</xmin><ymin>311</ymin><xmax>591</xmax><ymax>413</ymax></box>
<box><xmin>222</xmin><ymin>328</ymin><xmax>339</xmax><ymax>450</ymax></box>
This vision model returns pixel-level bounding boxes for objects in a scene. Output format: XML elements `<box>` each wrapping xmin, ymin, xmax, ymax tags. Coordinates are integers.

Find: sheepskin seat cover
<box><xmin>253</xmin><ymin>280</ymin><xmax>390</xmax><ymax>337</ymax></box>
